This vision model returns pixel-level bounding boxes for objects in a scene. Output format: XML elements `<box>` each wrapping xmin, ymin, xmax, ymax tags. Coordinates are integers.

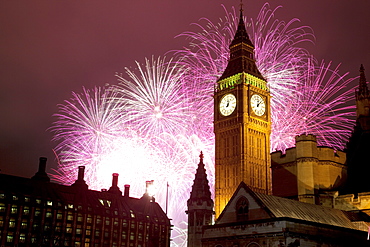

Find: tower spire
<box><xmin>186</xmin><ymin>151</ymin><xmax>214</xmax><ymax>247</ymax></box>
<box><xmin>358</xmin><ymin>64</ymin><xmax>369</xmax><ymax>96</ymax></box>
<box><xmin>217</xmin><ymin>1</ymin><xmax>264</xmax><ymax>82</ymax></box>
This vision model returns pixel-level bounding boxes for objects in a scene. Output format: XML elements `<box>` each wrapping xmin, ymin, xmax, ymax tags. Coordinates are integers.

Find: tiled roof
<box><xmin>255</xmin><ymin>191</ymin><xmax>369</xmax><ymax>230</ymax></box>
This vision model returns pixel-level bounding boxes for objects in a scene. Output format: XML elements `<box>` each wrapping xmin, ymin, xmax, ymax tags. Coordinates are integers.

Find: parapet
<box><xmin>295</xmin><ymin>134</ymin><xmax>317</xmax><ymax>143</ymax></box>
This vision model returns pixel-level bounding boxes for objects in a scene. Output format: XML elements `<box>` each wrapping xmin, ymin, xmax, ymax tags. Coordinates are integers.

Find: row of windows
<box><xmin>2</xmin><ymin>228</ymin><xmax>165</xmax><ymax>246</ymax></box>
<box><xmin>0</xmin><ymin>203</ymin><xmax>164</xmax><ymax>223</ymax></box>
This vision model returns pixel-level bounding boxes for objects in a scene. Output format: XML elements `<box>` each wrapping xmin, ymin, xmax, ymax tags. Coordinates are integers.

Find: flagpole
<box><xmin>165</xmin><ymin>181</ymin><xmax>169</xmax><ymax>215</ymax></box>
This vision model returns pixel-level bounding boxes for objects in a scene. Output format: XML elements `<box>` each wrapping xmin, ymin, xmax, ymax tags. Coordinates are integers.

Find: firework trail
<box><xmin>175</xmin><ymin>3</ymin><xmax>355</xmax><ymax>151</ymax></box>
<box><xmin>51</xmin><ymin>57</ymin><xmax>214</xmax><ymax>247</ymax></box>
<box><xmin>271</xmin><ymin>60</ymin><xmax>356</xmax><ymax>151</ymax></box>
<box><xmin>114</xmin><ymin>57</ymin><xmax>198</xmax><ymax>138</ymax></box>
<box><xmin>51</xmin><ymin>3</ymin><xmax>356</xmax><ymax>247</ymax></box>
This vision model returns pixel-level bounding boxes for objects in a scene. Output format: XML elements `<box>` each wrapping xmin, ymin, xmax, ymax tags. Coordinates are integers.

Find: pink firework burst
<box><xmin>271</xmin><ymin>60</ymin><xmax>356</xmax><ymax>152</ymax></box>
<box><xmin>174</xmin><ymin>3</ymin><xmax>354</xmax><ymax>151</ymax></box>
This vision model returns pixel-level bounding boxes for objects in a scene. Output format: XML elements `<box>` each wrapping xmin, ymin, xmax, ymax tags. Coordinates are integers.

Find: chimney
<box><xmin>31</xmin><ymin>157</ymin><xmax>50</xmax><ymax>182</ymax></box>
<box><xmin>141</xmin><ymin>180</ymin><xmax>155</xmax><ymax>202</ymax></box>
<box><xmin>77</xmin><ymin>166</ymin><xmax>85</xmax><ymax>181</ymax></box>
<box><xmin>71</xmin><ymin>166</ymin><xmax>88</xmax><ymax>190</ymax></box>
<box><xmin>108</xmin><ymin>173</ymin><xmax>122</xmax><ymax>196</ymax></box>
<box><xmin>124</xmin><ymin>184</ymin><xmax>130</xmax><ymax>197</ymax></box>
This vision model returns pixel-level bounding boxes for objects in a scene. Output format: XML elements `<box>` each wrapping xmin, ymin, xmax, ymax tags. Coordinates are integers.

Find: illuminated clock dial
<box><xmin>219</xmin><ymin>93</ymin><xmax>237</xmax><ymax>116</ymax></box>
<box><xmin>250</xmin><ymin>94</ymin><xmax>266</xmax><ymax>116</ymax></box>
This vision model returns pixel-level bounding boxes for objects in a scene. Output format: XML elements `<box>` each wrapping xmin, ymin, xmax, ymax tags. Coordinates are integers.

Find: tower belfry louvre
<box><xmin>214</xmin><ymin>5</ymin><xmax>271</xmax><ymax>218</ymax></box>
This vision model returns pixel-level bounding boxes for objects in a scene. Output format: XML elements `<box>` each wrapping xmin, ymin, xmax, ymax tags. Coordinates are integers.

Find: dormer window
<box><xmin>235</xmin><ymin>196</ymin><xmax>249</xmax><ymax>221</ymax></box>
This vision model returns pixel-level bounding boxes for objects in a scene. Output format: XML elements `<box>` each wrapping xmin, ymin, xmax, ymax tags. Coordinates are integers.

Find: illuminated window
<box><xmin>0</xmin><ymin>216</ymin><xmax>3</xmax><ymax>227</ymax></box>
<box><xmin>130</xmin><ymin>232</ymin><xmax>135</xmax><ymax>241</ymax></box>
<box><xmin>130</xmin><ymin>210</ymin><xmax>135</xmax><ymax>218</ymax></box>
<box><xmin>87</xmin><ymin>214</ymin><xmax>92</xmax><ymax>223</ymax></box>
<box><xmin>85</xmin><ymin>239</ymin><xmax>90</xmax><ymax>247</ymax></box>
<box><xmin>11</xmin><ymin>205</ymin><xmax>17</xmax><ymax>214</ymax></box>
<box><xmin>86</xmin><ymin>225</ymin><xmax>91</xmax><ymax>235</ymax></box>
<box><xmin>138</xmin><ymin>222</ymin><xmax>143</xmax><ymax>230</ymax></box>
<box><xmin>46</xmin><ymin>209</ymin><xmax>52</xmax><ymax>218</ymax></box>
<box><xmin>25</xmin><ymin>197</ymin><xmax>30</xmax><ymax>202</ymax></box>
<box><xmin>104</xmin><ymin>230</ymin><xmax>109</xmax><ymax>238</ymax></box>
<box><xmin>56</xmin><ymin>222</ymin><xmax>62</xmax><ymax>232</ymax></box>
<box><xmin>67</xmin><ymin>212</ymin><xmax>73</xmax><ymax>221</ymax></box>
<box><xmin>77</xmin><ymin>213</ymin><xmax>83</xmax><ymax>222</ymax></box>
<box><xmin>114</xmin><ymin>218</ymin><xmax>119</xmax><ymax>226</ymax></box>
<box><xmin>96</xmin><ymin>216</ymin><xmax>102</xmax><ymax>225</ymax></box>
<box><xmin>23</xmin><ymin>206</ymin><xmax>30</xmax><ymax>215</ymax></box>
<box><xmin>19</xmin><ymin>233</ymin><xmax>26</xmax><ymax>243</ymax></box>
<box><xmin>47</xmin><ymin>201</ymin><xmax>52</xmax><ymax>206</ymax></box>
<box><xmin>9</xmin><ymin>218</ymin><xmax>16</xmax><ymax>228</ymax></box>
<box><xmin>21</xmin><ymin>219</ymin><xmax>27</xmax><ymax>229</ymax></box>
<box><xmin>66</xmin><ymin>223</ymin><xmax>72</xmax><ymax>233</ymax></box>
<box><xmin>138</xmin><ymin>233</ymin><xmax>143</xmax><ymax>241</ymax></box>
<box><xmin>33</xmin><ymin>223</ymin><xmax>39</xmax><ymax>230</ymax></box>
<box><xmin>122</xmin><ymin>219</ymin><xmax>128</xmax><ymax>228</ymax></box>
<box><xmin>75</xmin><ymin>241</ymin><xmax>81</xmax><ymax>247</ymax></box>
<box><xmin>7</xmin><ymin>232</ymin><xmax>13</xmax><ymax>242</ymax></box>
<box><xmin>121</xmin><ymin>231</ymin><xmax>127</xmax><ymax>239</ymax></box>
<box><xmin>0</xmin><ymin>203</ymin><xmax>5</xmax><ymax>212</ymax></box>
<box><xmin>31</xmin><ymin>235</ymin><xmax>37</xmax><ymax>243</ymax></box>
<box><xmin>105</xmin><ymin>218</ymin><xmax>110</xmax><ymax>226</ymax></box>
<box><xmin>36</xmin><ymin>199</ymin><xmax>42</xmax><ymax>204</ymax></box>
<box><xmin>12</xmin><ymin>195</ymin><xmax>18</xmax><ymax>201</ymax></box>
<box><xmin>0</xmin><ymin>193</ymin><xmax>5</xmax><ymax>199</ymax></box>
<box><xmin>35</xmin><ymin>208</ymin><xmax>41</xmax><ymax>216</ymax></box>
<box><xmin>76</xmin><ymin>225</ymin><xmax>82</xmax><ymax>235</ymax></box>
<box><xmin>68</xmin><ymin>204</ymin><xmax>73</xmax><ymax>209</ymax></box>
<box><xmin>44</xmin><ymin>224</ymin><xmax>50</xmax><ymax>231</ymax></box>
<box><xmin>95</xmin><ymin>230</ymin><xmax>100</xmax><ymax>237</ymax></box>
<box><xmin>131</xmin><ymin>222</ymin><xmax>136</xmax><ymax>229</ymax></box>
<box><xmin>57</xmin><ymin>211</ymin><xmax>63</xmax><ymax>220</ymax></box>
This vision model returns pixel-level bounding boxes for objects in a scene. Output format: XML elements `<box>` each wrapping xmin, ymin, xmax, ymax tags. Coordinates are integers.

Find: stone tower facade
<box><xmin>214</xmin><ymin>8</ymin><xmax>271</xmax><ymax>218</ymax></box>
<box><xmin>271</xmin><ymin>134</ymin><xmax>347</xmax><ymax>204</ymax></box>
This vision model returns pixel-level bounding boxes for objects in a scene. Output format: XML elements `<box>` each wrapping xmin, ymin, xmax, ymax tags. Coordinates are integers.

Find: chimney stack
<box><xmin>124</xmin><ymin>184</ymin><xmax>130</xmax><ymax>197</ymax></box>
<box><xmin>108</xmin><ymin>173</ymin><xmax>122</xmax><ymax>196</ymax></box>
<box><xmin>31</xmin><ymin>157</ymin><xmax>50</xmax><ymax>182</ymax></box>
<box><xmin>71</xmin><ymin>166</ymin><xmax>88</xmax><ymax>190</ymax></box>
<box><xmin>77</xmin><ymin>166</ymin><xmax>85</xmax><ymax>181</ymax></box>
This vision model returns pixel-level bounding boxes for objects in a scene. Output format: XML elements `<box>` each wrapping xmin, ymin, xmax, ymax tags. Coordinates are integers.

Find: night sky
<box><xmin>1</xmin><ymin>0</ymin><xmax>369</xmax><ymax>178</ymax></box>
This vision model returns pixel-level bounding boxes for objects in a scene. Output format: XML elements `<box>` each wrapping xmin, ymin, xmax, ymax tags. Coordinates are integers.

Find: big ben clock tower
<box><xmin>214</xmin><ymin>7</ymin><xmax>272</xmax><ymax>218</ymax></box>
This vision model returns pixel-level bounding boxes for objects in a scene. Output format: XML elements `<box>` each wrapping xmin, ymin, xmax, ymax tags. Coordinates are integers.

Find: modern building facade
<box><xmin>0</xmin><ymin>158</ymin><xmax>171</xmax><ymax>247</ymax></box>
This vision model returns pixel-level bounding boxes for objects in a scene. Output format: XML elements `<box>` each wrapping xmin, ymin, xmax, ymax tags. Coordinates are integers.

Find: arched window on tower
<box><xmin>235</xmin><ymin>196</ymin><xmax>249</xmax><ymax>221</ymax></box>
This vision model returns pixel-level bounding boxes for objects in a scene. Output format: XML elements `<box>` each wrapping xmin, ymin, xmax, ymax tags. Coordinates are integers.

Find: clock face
<box><xmin>250</xmin><ymin>94</ymin><xmax>266</xmax><ymax>116</ymax></box>
<box><xmin>219</xmin><ymin>93</ymin><xmax>237</xmax><ymax>116</ymax></box>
